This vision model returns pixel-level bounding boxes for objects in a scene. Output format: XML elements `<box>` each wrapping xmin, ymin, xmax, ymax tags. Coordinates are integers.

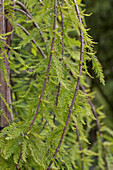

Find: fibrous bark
<box><xmin>0</xmin><ymin>0</ymin><xmax>13</xmax><ymax>128</ymax></box>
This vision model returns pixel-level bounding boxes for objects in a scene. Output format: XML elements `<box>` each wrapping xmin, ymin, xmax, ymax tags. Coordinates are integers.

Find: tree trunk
<box><xmin>0</xmin><ymin>0</ymin><xmax>13</xmax><ymax>128</ymax></box>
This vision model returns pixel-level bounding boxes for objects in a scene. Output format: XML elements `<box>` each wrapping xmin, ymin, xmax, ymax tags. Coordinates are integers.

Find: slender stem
<box><xmin>17</xmin><ymin>24</ymin><xmax>46</xmax><ymax>58</ymax></box>
<box><xmin>47</xmin><ymin>1</ymin><xmax>84</xmax><ymax>169</ymax></box>
<box><xmin>80</xmin><ymin>85</ymin><xmax>108</xmax><ymax>170</ymax></box>
<box><xmin>41</xmin><ymin>112</ymin><xmax>52</xmax><ymax>133</ymax></box>
<box><xmin>15</xmin><ymin>8</ymin><xmax>31</xmax><ymax>19</ymax></box>
<box><xmin>56</xmin><ymin>83</ymin><xmax>61</xmax><ymax>107</ymax></box>
<box><xmin>16</xmin><ymin>1</ymin><xmax>30</xmax><ymax>16</ymax></box>
<box><xmin>15</xmin><ymin>8</ymin><xmax>39</xmax><ymax>28</ymax></box>
<box><xmin>16</xmin><ymin>151</ymin><xmax>22</xmax><ymax>170</ymax></box>
<box><xmin>14</xmin><ymin>7</ymin><xmax>45</xmax><ymax>44</ymax></box>
<box><xmin>52</xmin><ymin>82</ymin><xmax>61</xmax><ymax>130</ymax></box>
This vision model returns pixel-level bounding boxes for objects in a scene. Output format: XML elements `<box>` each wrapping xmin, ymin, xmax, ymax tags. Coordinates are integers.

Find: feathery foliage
<box><xmin>0</xmin><ymin>0</ymin><xmax>113</xmax><ymax>169</ymax></box>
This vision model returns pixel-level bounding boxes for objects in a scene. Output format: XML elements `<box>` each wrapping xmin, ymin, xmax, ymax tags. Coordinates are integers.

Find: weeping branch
<box><xmin>47</xmin><ymin>0</ymin><xmax>84</xmax><ymax>169</ymax></box>
<box><xmin>15</xmin><ymin>3</ymin><xmax>45</xmax><ymax>43</ymax></box>
<box><xmin>16</xmin><ymin>1</ymin><xmax>29</xmax><ymax>15</ymax></box>
<box><xmin>27</xmin><ymin>0</ymin><xmax>57</xmax><ymax>133</ymax></box>
<box><xmin>40</xmin><ymin>0</ymin><xmax>64</xmax><ymax>132</ymax></box>
<box><xmin>16</xmin><ymin>0</ymin><xmax>57</xmax><ymax>168</ymax></box>
<box><xmin>17</xmin><ymin>24</ymin><xmax>46</xmax><ymax>58</ymax></box>
<box><xmin>15</xmin><ymin>8</ymin><xmax>31</xmax><ymax>19</ymax></box>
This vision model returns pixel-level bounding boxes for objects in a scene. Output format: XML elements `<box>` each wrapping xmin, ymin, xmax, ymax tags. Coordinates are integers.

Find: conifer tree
<box><xmin>0</xmin><ymin>0</ymin><xmax>113</xmax><ymax>170</ymax></box>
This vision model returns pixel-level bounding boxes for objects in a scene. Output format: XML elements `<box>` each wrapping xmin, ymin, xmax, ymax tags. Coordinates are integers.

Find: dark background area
<box><xmin>83</xmin><ymin>0</ymin><xmax>113</xmax><ymax>128</ymax></box>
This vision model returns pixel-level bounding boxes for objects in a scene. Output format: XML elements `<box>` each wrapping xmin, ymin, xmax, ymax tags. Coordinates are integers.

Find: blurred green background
<box><xmin>83</xmin><ymin>0</ymin><xmax>113</xmax><ymax>128</ymax></box>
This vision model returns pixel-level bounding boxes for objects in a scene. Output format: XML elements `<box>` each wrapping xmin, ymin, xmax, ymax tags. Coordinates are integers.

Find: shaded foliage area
<box><xmin>83</xmin><ymin>0</ymin><xmax>113</xmax><ymax>127</ymax></box>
